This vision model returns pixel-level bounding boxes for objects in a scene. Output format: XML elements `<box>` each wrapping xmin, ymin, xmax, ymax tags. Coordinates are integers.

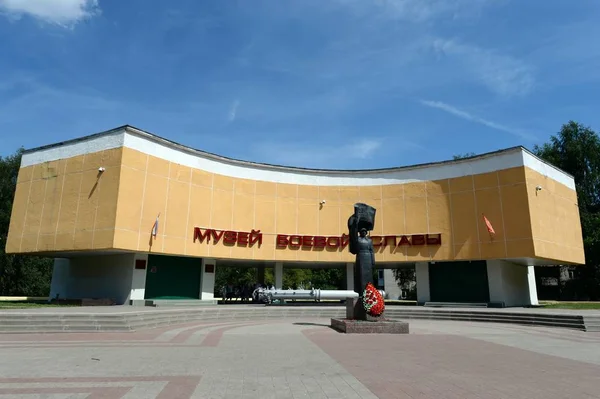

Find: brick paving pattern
<box><xmin>0</xmin><ymin>317</ymin><xmax>599</xmax><ymax>398</ymax></box>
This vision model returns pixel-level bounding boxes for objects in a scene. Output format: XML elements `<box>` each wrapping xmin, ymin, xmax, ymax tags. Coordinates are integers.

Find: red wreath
<box><xmin>363</xmin><ymin>282</ymin><xmax>385</xmax><ymax>317</ymax></box>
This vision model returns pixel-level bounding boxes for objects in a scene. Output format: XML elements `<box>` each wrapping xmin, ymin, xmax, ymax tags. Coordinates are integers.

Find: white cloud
<box><xmin>432</xmin><ymin>39</ymin><xmax>535</xmax><ymax>97</ymax></box>
<box><xmin>228</xmin><ymin>99</ymin><xmax>240</xmax><ymax>122</ymax></box>
<box><xmin>419</xmin><ymin>100</ymin><xmax>537</xmax><ymax>141</ymax></box>
<box><xmin>331</xmin><ymin>0</ymin><xmax>496</xmax><ymax>22</ymax></box>
<box><xmin>0</xmin><ymin>0</ymin><xmax>99</xmax><ymax>27</ymax></box>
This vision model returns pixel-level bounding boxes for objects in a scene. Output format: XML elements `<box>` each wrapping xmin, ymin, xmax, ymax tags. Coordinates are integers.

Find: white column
<box><xmin>486</xmin><ymin>260</ymin><xmax>504</xmax><ymax>304</ymax></box>
<box><xmin>526</xmin><ymin>265</ymin><xmax>539</xmax><ymax>306</ymax></box>
<box><xmin>201</xmin><ymin>258</ymin><xmax>216</xmax><ymax>300</ymax></box>
<box><xmin>383</xmin><ymin>269</ymin><xmax>402</xmax><ymax>300</ymax></box>
<box><xmin>49</xmin><ymin>258</ymin><xmax>70</xmax><ymax>301</ymax></box>
<box><xmin>346</xmin><ymin>263</ymin><xmax>354</xmax><ymax>291</ymax></box>
<box><xmin>275</xmin><ymin>262</ymin><xmax>284</xmax><ymax>289</ymax></box>
<box><xmin>415</xmin><ymin>262</ymin><xmax>430</xmax><ymax>305</ymax></box>
<box><xmin>130</xmin><ymin>253</ymin><xmax>148</xmax><ymax>302</ymax></box>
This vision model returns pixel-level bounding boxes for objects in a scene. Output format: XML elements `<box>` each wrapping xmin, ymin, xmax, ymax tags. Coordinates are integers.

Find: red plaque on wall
<box><xmin>205</xmin><ymin>264</ymin><xmax>215</xmax><ymax>273</ymax></box>
<box><xmin>135</xmin><ymin>260</ymin><xmax>147</xmax><ymax>270</ymax></box>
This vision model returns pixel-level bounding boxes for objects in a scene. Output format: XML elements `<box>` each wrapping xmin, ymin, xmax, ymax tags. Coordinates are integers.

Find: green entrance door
<box><xmin>429</xmin><ymin>261</ymin><xmax>490</xmax><ymax>303</ymax></box>
<box><xmin>145</xmin><ymin>255</ymin><xmax>201</xmax><ymax>300</ymax></box>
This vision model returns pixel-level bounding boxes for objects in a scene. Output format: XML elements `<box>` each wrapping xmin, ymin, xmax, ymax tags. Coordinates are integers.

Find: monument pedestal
<box><xmin>330</xmin><ymin>298</ymin><xmax>409</xmax><ymax>334</ymax></box>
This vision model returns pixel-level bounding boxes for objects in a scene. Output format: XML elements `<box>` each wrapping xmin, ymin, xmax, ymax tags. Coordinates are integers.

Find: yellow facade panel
<box><xmin>405</xmin><ymin>196</ymin><xmax>428</xmax><ymax>233</ymax></box>
<box><xmin>23</xmin><ymin>180</ymin><xmax>45</xmax><ymax>236</ymax></box>
<box><xmin>16</xmin><ymin>165</ymin><xmax>33</xmax><ymax>183</ymax></box>
<box><xmin>8</xmin><ymin>181</ymin><xmax>30</xmax><ymax>238</ymax></box>
<box><xmin>121</xmin><ymin>147</ymin><xmax>147</xmax><ymax>170</ymax></box>
<box><xmin>500</xmin><ymin>184</ymin><xmax>532</xmax><ymax>240</ymax></box>
<box><xmin>39</xmin><ymin>174</ymin><xmax>63</xmax><ymax>235</ymax></box>
<box><xmin>169</xmin><ymin>163</ymin><xmax>191</xmax><ymax>183</ymax></box>
<box><xmin>498</xmin><ymin>167</ymin><xmax>526</xmax><ymax>185</ymax></box>
<box><xmin>191</xmin><ymin>169</ymin><xmax>213</xmax><ymax>188</ymax></box>
<box><xmin>449</xmin><ymin>176</ymin><xmax>473</xmax><ymax>193</ymax></box>
<box><xmin>473</xmin><ymin>172</ymin><xmax>498</xmax><ymax>190</ymax></box>
<box><xmin>298</xmin><ymin>185</ymin><xmax>319</xmax><ymax>199</ymax></box>
<box><xmin>426</xmin><ymin>179</ymin><xmax>449</xmax><ymax>196</ymax></box>
<box><xmin>235</xmin><ymin>178</ymin><xmax>256</xmax><ymax>195</ymax></box>
<box><xmin>256</xmin><ymin>181</ymin><xmax>276</xmax><ymax>197</ymax></box>
<box><xmin>146</xmin><ymin>155</ymin><xmax>170</xmax><ymax>177</ymax></box>
<box><xmin>254</xmin><ymin>196</ymin><xmax>277</xmax><ymax>236</ymax></box>
<box><xmin>427</xmin><ymin>194</ymin><xmax>452</xmax><ymax>245</ymax></box>
<box><xmin>164</xmin><ymin>180</ymin><xmax>191</xmax><ymax>238</ymax></box>
<box><xmin>403</xmin><ymin>182</ymin><xmax>426</xmax><ymax>197</ymax></box>
<box><xmin>319</xmin><ymin>186</ymin><xmax>340</xmax><ymax>202</ymax></box>
<box><xmin>339</xmin><ymin>186</ymin><xmax>359</xmax><ymax>201</ymax></box>
<box><xmin>276</xmin><ymin>198</ymin><xmax>297</xmax><ymax>235</ymax></box>
<box><xmin>93</xmin><ymin>229</ymin><xmax>115</xmax><ymax>249</ymax></box>
<box><xmin>381</xmin><ymin>198</ymin><xmax>404</xmax><ymax>235</ymax></box>
<box><xmin>450</xmin><ymin>191</ymin><xmax>478</xmax><ymax>245</ymax></box>
<box><xmin>359</xmin><ymin>186</ymin><xmax>381</xmax><ymax>201</ymax></box>
<box><xmin>317</xmin><ymin>201</ymin><xmax>341</xmax><ymax>236</ymax></box>
<box><xmin>297</xmin><ymin>200</ymin><xmax>319</xmax><ymax>235</ymax></box>
<box><xmin>113</xmin><ymin>229</ymin><xmax>140</xmax><ymax>251</ymax></box>
<box><xmin>474</xmin><ymin>187</ymin><xmax>504</xmax><ymax>241</ymax></box>
<box><xmin>213</xmin><ymin>174</ymin><xmax>234</xmax><ymax>191</ymax></box>
<box><xmin>188</xmin><ymin>185</ymin><xmax>213</xmax><ymax>231</ymax></box>
<box><xmin>211</xmin><ymin>190</ymin><xmax>233</xmax><ymax>230</ymax></box>
<box><xmin>56</xmin><ymin>173</ymin><xmax>81</xmax><ymax>234</ymax></box>
<box><xmin>232</xmin><ymin>192</ymin><xmax>255</xmax><ymax>232</ymax></box>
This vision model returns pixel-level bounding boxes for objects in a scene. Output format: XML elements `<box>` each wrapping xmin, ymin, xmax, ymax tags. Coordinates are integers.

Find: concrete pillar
<box><xmin>526</xmin><ymin>265</ymin><xmax>539</xmax><ymax>306</ymax></box>
<box><xmin>275</xmin><ymin>262</ymin><xmax>284</xmax><ymax>289</ymax></box>
<box><xmin>486</xmin><ymin>260</ymin><xmax>539</xmax><ymax>307</ymax></box>
<box><xmin>129</xmin><ymin>253</ymin><xmax>148</xmax><ymax>304</ymax></box>
<box><xmin>201</xmin><ymin>258</ymin><xmax>216</xmax><ymax>300</ymax></box>
<box><xmin>49</xmin><ymin>258</ymin><xmax>70</xmax><ymax>301</ymax></box>
<box><xmin>346</xmin><ymin>263</ymin><xmax>354</xmax><ymax>291</ymax></box>
<box><xmin>257</xmin><ymin>267</ymin><xmax>265</xmax><ymax>285</ymax></box>
<box><xmin>415</xmin><ymin>262</ymin><xmax>430</xmax><ymax>305</ymax></box>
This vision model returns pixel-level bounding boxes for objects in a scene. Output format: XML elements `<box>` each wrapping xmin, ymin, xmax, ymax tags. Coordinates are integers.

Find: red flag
<box><xmin>482</xmin><ymin>214</ymin><xmax>495</xmax><ymax>236</ymax></box>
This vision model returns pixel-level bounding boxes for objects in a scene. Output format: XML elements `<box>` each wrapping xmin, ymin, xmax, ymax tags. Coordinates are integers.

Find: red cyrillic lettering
<box><xmin>426</xmin><ymin>234</ymin><xmax>442</xmax><ymax>245</ymax></box>
<box><xmin>289</xmin><ymin>235</ymin><xmax>302</xmax><ymax>248</ymax></box>
<box><xmin>411</xmin><ymin>234</ymin><xmax>425</xmax><ymax>246</ymax></box>
<box><xmin>313</xmin><ymin>236</ymin><xmax>326</xmax><ymax>248</ymax></box>
<box><xmin>249</xmin><ymin>230</ymin><xmax>262</xmax><ymax>246</ymax></box>
<box><xmin>211</xmin><ymin>229</ymin><xmax>224</xmax><ymax>243</ymax></box>
<box><xmin>276</xmin><ymin>234</ymin><xmax>289</xmax><ymax>247</ymax></box>
<box><xmin>193</xmin><ymin>227</ymin><xmax>211</xmax><ymax>243</ymax></box>
<box><xmin>398</xmin><ymin>235</ymin><xmax>411</xmax><ymax>246</ymax></box>
<box><xmin>223</xmin><ymin>230</ymin><xmax>237</xmax><ymax>245</ymax></box>
<box><xmin>384</xmin><ymin>235</ymin><xmax>397</xmax><ymax>247</ymax></box>
<box><xmin>326</xmin><ymin>236</ymin><xmax>340</xmax><ymax>248</ymax></box>
<box><xmin>302</xmin><ymin>236</ymin><xmax>313</xmax><ymax>247</ymax></box>
<box><xmin>237</xmin><ymin>231</ymin><xmax>249</xmax><ymax>245</ymax></box>
<box><xmin>340</xmin><ymin>234</ymin><xmax>349</xmax><ymax>250</ymax></box>
<box><xmin>371</xmin><ymin>236</ymin><xmax>382</xmax><ymax>247</ymax></box>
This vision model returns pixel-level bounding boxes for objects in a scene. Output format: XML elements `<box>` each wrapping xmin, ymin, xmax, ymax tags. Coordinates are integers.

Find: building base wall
<box><xmin>486</xmin><ymin>260</ymin><xmax>539</xmax><ymax>307</ymax></box>
<box><xmin>49</xmin><ymin>254</ymin><xmax>135</xmax><ymax>305</ymax></box>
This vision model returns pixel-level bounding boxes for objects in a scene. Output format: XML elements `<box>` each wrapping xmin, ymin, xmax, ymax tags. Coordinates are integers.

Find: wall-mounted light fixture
<box><xmin>319</xmin><ymin>200</ymin><xmax>326</xmax><ymax>205</ymax></box>
<box><xmin>535</xmin><ymin>185</ymin><xmax>542</xmax><ymax>192</ymax></box>
<box><xmin>98</xmin><ymin>167</ymin><xmax>106</xmax><ymax>173</ymax></box>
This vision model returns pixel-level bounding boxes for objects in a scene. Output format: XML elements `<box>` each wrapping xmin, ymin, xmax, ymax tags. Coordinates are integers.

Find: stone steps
<box><xmin>0</xmin><ymin>307</ymin><xmax>597</xmax><ymax>333</ymax></box>
<box><xmin>424</xmin><ymin>302</ymin><xmax>489</xmax><ymax>308</ymax></box>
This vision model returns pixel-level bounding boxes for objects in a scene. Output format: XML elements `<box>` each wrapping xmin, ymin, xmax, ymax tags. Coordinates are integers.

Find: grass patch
<box><xmin>0</xmin><ymin>301</ymin><xmax>79</xmax><ymax>309</ymax></box>
<box><xmin>540</xmin><ymin>302</ymin><xmax>600</xmax><ymax>310</ymax></box>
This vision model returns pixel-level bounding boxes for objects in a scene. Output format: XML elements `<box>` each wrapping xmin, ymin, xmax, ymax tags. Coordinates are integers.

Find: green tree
<box><xmin>453</xmin><ymin>152</ymin><xmax>477</xmax><ymax>160</ymax></box>
<box><xmin>0</xmin><ymin>149</ymin><xmax>53</xmax><ymax>296</ymax></box>
<box><xmin>533</xmin><ymin>121</ymin><xmax>600</xmax><ymax>299</ymax></box>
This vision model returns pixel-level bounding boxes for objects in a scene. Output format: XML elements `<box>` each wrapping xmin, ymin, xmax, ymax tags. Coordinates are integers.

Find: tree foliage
<box><xmin>0</xmin><ymin>149</ymin><xmax>53</xmax><ymax>296</ymax></box>
<box><xmin>533</xmin><ymin>121</ymin><xmax>600</xmax><ymax>299</ymax></box>
<box><xmin>453</xmin><ymin>152</ymin><xmax>477</xmax><ymax>160</ymax></box>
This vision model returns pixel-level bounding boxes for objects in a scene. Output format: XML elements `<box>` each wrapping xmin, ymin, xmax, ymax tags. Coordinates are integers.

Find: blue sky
<box><xmin>1</xmin><ymin>0</ymin><xmax>599</xmax><ymax>169</ymax></box>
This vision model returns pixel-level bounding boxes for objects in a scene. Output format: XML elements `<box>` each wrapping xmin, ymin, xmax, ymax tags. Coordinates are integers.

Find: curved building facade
<box><xmin>6</xmin><ymin>126</ymin><xmax>585</xmax><ymax>307</ymax></box>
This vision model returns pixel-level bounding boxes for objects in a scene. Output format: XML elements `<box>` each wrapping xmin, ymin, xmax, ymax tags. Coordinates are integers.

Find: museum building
<box><xmin>5</xmin><ymin>125</ymin><xmax>585</xmax><ymax>307</ymax></box>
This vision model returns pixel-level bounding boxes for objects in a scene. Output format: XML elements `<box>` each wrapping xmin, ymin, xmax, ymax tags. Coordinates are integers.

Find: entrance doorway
<box><xmin>429</xmin><ymin>261</ymin><xmax>490</xmax><ymax>303</ymax></box>
<box><xmin>145</xmin><ymin>255</ymin><xmax>201</xmax><ymax>300</ymax></box>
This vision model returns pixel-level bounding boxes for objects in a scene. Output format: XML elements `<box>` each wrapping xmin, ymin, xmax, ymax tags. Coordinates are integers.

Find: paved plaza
<box><xmin>0</xmin><ymin>318</ymin><xmax>599</xmax><ymax>399</ymax></box>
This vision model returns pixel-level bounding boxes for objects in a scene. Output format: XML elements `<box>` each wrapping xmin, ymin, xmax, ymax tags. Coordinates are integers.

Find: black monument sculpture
<box><xmin>330</xmin><ymin>203</ymin><xmax>409</xmax><ymax>334</ymax></box>
<box><xmin>347</xmin><ymin>203</ymin><xmax>378</xmax><ymax>321</ymax></box>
